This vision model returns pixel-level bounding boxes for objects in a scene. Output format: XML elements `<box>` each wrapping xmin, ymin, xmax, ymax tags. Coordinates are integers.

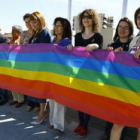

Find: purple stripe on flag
<box><xmin>0</xmin><ymin>44</ymin><xmax>140</xmax><ymax>66</ymax></box>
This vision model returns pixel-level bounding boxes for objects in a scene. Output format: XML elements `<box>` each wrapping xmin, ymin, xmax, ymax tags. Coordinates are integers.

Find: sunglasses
<box><xmin>82</xmin><ymin>15</ymin><xmax>92</xmax><ymax>19</ymax></box>
<box><xmin>118</xmin><ymin>26</ymin><xmax>129</xmax><ymax>30</ymax></box>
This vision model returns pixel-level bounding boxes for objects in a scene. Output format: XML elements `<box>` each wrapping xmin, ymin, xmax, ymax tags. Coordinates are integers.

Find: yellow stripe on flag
<box><xmin>1</xmin><ymin>66</ymin><xmax>140</xmax><ymax>106</ymax></box>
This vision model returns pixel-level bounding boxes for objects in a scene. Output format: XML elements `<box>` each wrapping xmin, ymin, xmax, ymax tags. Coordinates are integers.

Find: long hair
<box><xmin>113</xmin><ymin>17</ymin><xmax>134</xmax><ymax>41</ymax></box>
<box><xmin>134</xmin><ymin>7</ymin><xmax>140</xmax><ymax>29</ymax></box>
<box><xmin>30</xmin><ymin>11</ymin><xmax>48</xmax><ymax>30</ymax></box>
<box><xmin>79</xmin><ymin>9</ymin><xmax>100</xmax><ymax>33</ymax></box>
<box><xmin>53</xmin><ymin>17</ymin><xmax>72</xmax><ymax>40</ymax></box>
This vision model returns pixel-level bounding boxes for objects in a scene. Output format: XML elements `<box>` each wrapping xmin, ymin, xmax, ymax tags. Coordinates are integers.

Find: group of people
<box><xmin>0</xmin><ymin>6</ymin><xmax>140</xmax><ymax>140</ymax></box>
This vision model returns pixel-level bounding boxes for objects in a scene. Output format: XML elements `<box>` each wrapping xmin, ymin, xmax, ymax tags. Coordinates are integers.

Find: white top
<box><xmin>129</xmin><ymin>35</ymin><xmax>140</xmax><ymax>51</ymax></box>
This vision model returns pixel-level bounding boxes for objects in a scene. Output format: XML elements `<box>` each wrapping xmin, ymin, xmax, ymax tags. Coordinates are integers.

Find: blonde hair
<box><xmin>30</xmin><ymin>11</ymin><xmax>48</xmax><ymax>30</ymax></box>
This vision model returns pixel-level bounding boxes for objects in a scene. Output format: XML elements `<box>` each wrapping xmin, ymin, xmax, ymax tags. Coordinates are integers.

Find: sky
<box><xmin>0</xmin><ymin>0</ymin><xmax>140</xmax><ymax>35</ymax></box>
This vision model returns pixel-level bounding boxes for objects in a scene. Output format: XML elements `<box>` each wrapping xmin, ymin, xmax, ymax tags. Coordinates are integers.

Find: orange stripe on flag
<box><xmin>0</xmin><ymin>74</ymin><xmax>140</xmax><ymax>127</ymax></box>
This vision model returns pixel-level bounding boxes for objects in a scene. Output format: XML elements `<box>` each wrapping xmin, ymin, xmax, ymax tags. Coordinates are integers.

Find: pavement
<box><xmin>0</xmin><ymin>100</ymin><xmax>137</xmax><ymax>140</ymax></box>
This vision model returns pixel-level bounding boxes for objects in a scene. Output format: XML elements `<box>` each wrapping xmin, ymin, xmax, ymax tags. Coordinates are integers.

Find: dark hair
<box><xmin>113</xmin><ymin>17</ymin><xmax>134</xmax><ymax>41</ymax></box>
<box><xmin>23</xmin><ymin>13</ymin><xmax>31</xmax><ymax>21</ymax></box>
<box><xmin>134</xmin><ymin>7</ymin><xmax>140</xmax><ymax>29</ymax></box>
<box><xmin>53</xmin><ymin>17</ymin><xmax>72</xmax><ymax>40</ymax></box>
<box><xmin>79</xmin><ymin>9</ymin><xmax>100</xmax><ymax>33</ymax></box>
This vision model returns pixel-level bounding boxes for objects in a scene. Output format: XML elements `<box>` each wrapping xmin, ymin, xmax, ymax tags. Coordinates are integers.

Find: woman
<box><xmin>29</xmin><ymin>11</ymin><xmax>51</xmax><ymax>125</ymax></box>
<box><xmin>101</xmin><ymin>17</ymin><xmax>134</xmax><ymax>140</ymax></box>
<box><xmin>20</xmin><ymin>13</ymin><xmax>40</xmax><ymax>112</ymax></box>
<box><xmin>73</xmin><ymin>9</ymin><xmax>103</xmax><ymax>137</ymax></box>
<box><xmin>106</xmin><ymin>17</ymin><xmax>133</xmax><ymax>52</ymax></box>
<box><xmin>110</xmin><ymin>7</ymin><xmax>140</xmax><ymax>140</ymax></box>
<box><xmin>49</xmin><ymin>17</ymin><xmax>72</xmax><ymax>134</ymax></box>
<box><xmin>130</xmin><ymin>8</ymin><xmax>140</xmax><ymax>139</ymax></box>
<box><xmin>9</xmin><ymin>25</ymin><xmax>23</xmax><ymax>45</ymax></box>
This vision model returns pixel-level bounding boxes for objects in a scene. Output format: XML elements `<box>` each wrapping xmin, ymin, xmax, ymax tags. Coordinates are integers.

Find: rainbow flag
<box><xmin>0</xmin><ymin>43</ymin><xmax>140</xmax><ymax>127</ymax></box>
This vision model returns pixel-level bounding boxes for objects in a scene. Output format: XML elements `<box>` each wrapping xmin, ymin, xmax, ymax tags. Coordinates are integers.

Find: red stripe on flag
<box><xmin>1</xmin><ymin>74</ymin><xmax>140</xmax><ymax>127</ymax></box>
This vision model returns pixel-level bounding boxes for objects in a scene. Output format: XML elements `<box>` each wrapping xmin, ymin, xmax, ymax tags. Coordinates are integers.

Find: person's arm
<box><xmin>20</xmin><ymin>31</ymin><xmax>26</xmax><ymax>44</ymax></box>
<box><xmin>75</xmin><ymin>33</ymin><xmax>81</xmax><ymax>47</ymax></box>
<box><xmin>86</xmin><ymin>33</ymin><xmax>103</xmax><ymax>52</ymax></box>
<box><xmin>134</xmin><ymin>49</ymin><xmax>140</xmax><ymax>58</ymax></box>
<box><xmin>105</xmin><ymin>42</ymin><xmax>114</xmax><ymax>50</ymax></box>
<box><xmin>86</xmin><ymin>43</ymin><xmax>99</xmax><ymax>52</ymax></box>
<box><xmin>105</xmin><ymin>41</ymin><xmax>122</xmax><ymax>52</ymax></box>
<box><xmin>59</xmin><ymin>38</ymin><xmax>71</xmax><ymax>47</ymax></box>
<box><xmin>114</xmin><ymin>47</ymin><xmax>123</xmax><ymax>52</ymax></box>
<box><xmin>39</xmin><ymin>29</ymin><xmax>51</xmax><ymax>43</ymax></box>
<box><xmin>95</xmin><ymin>33</ymin><xmax>103</xmax><ymax>49</ymax></box>
<box><xmin>58</xmin><ymin>38</ymin><xmax>73</xmax><ymax>50</ymax></box>
<box><xmin>63</xmin><ymin>38</ymin><xmax>73</xmax><ymax>50</ymax></box>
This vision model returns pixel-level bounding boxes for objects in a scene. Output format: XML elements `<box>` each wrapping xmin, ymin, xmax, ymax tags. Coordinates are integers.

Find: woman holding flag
<box><xmin>101</xmin><ymin>17</ymin><xmax>134</xmax><ymax>140</ymax></box>
<box><xmin>110</xmin><ymin>7</ymin><xmax>140</xmax><ymax>140</ymax></box>
<box><xmin>73</xmin><ymin>9</ymin><xmax>103</xmax><ymax>137</ymax></box>
<box><xmin>49</xmin><ymin>17</ymin><xmax>72</xmax><ymax>134</ymax></box>
<box><xmin>28</xmin><ymin>11</ymin><xmax>51</xmax><ymax>125</ymax></box>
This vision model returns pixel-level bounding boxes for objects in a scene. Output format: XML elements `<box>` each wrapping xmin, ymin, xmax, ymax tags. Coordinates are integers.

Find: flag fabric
<box><xmin>0</xmin><ymin>43</ymin><xmax>140</xmax><ymax>127</ymax></box>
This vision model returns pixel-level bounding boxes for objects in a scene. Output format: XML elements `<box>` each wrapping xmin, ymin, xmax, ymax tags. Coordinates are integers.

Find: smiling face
<box><xmin>82</xmin><ymin>12</ymin><xmax>93</xmax><ymax>28</ymax></box>
<box><xmin>30</xmin><ymin>19</ymin><xmax>41</xmax><ymax>32</ymax></box>
<box><xmin>118</xmin><ymin>21</ymin><xmax>130</xmax><ymax>39</ymax></box>
<box><xmin>24</xmin><ymin>17</ymin><xmax>32</xmax><ymax>30</ymax></box>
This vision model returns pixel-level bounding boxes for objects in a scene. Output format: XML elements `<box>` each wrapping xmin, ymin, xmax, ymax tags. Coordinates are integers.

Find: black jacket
<box><xmin>108</xmin><ymin>39</ymin><xmax>131</xmax><ymax>52</ymax></box>
<box><xmin>0</xmin><ymin>33</ymin><xmax>9</xmax><ymax>43</ymax></box>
